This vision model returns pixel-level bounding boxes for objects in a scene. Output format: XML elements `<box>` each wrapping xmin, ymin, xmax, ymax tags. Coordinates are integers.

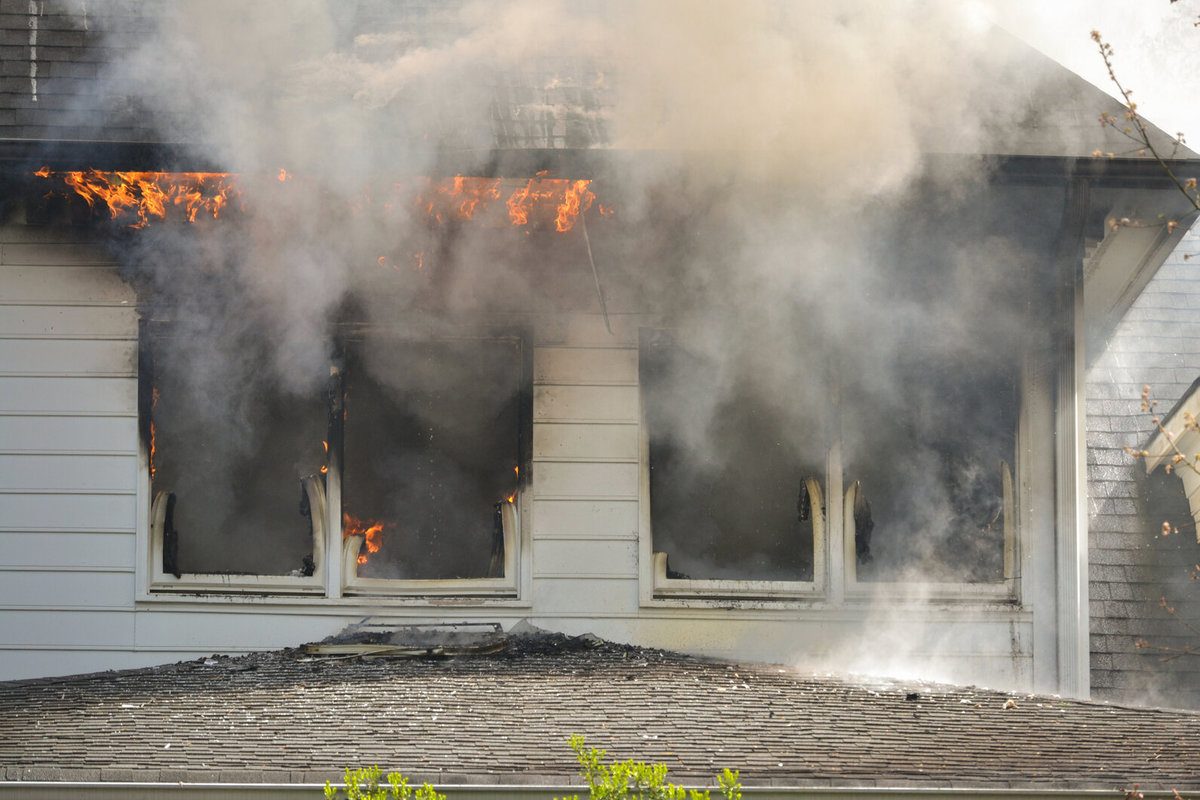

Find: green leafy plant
<box><xmin>324</xmin><ymin>765</ymin><xmax>447</xmax><ymax>800</ymax></box>
<box><xmin>558</xmin><ymin>735</ymin><xmax>742</xmax><ymax>800</ymax></box>
<box><xmin>324</xmin><ymin>738</ymin><xmax>742</xmax><ymax>800</ymax></box>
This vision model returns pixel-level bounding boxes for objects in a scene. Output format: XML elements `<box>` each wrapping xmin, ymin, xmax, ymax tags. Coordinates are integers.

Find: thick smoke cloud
<box><xmin>94</xmin><ymin>0</ymin><xmax>1104</xmax><ymax>676</ymax></box>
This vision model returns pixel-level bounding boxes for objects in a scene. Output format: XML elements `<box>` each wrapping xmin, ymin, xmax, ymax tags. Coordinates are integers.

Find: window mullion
<box><xmin>325</xmin><ymin>361</ymin><xmax>345</xmax><ymax>599</ymax></box>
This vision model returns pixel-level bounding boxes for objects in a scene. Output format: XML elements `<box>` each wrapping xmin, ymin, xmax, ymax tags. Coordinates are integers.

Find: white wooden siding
<box><xmin>0</xmin><ymin>376</ymin><xmax>136</xmax><ymax>414</ymax></box>
<box><xmin>533</xmin><ymin>422</ymin><xmax>638</xmax><ymax>461</ymax></box>
<box><xmin>0</xmin><ymin>531</ymin><xmax>134</xmax><ymax>568</ymax></box>
<box><xmin>533</xmin><ymin>386</ymin><xmax>638</xmax><ymax>422</ymax></box>
<box><xmin>0</xmin><ymin>227</ymin><xmax>140</xmax><ymax>673</ymax></box>
<box><xmin>0</xmin><ymin>227</ymin><xmax>1046</xmax><ymax>691</ymax></box>
<box><xmin>533</xmin><ymin>499</ymin><xmax>639</xmax><ymax>538</ymax></box>
<box><xmin>0</xmin><ymin>416</ymin><xmax>137</xmax><ymax>453</ymax></box>
<box><xmin>0</xmin><ymin>454</ymin><xmax>136</xmax><ymax>490</ymax></box>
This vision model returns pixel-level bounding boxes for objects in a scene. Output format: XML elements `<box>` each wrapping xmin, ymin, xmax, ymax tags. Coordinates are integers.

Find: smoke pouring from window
<box><xmin>70</xmin><ymin>0</ymin><xmax>1120</xmax><ymax>683</ymax></box>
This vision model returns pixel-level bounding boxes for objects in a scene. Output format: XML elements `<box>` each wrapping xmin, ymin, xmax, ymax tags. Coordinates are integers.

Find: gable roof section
<box><xmin>1</xmin><ymin>639</ymin><xmax>1198</xmax><ymax>791</ymax></box>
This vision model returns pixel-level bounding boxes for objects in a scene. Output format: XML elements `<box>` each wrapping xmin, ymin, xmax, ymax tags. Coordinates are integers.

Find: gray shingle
<box><xmin>1</xmin><ymin>642</ymin><xmax>1200</xmax><ymax>790</ymax></box>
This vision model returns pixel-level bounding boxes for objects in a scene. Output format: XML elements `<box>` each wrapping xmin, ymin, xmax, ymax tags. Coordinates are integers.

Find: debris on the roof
<box><xmin>301</xmin><ymin>620</ymin><xmax>605</xmax><ymax>660</ymax></box>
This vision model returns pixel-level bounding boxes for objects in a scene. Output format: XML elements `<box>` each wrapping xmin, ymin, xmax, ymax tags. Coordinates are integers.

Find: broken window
<box><xmin>845</xmin><ymin>357</ymin><xmax>1017</xmax><ymax>584</ymax></box>
<box><xmin>338</xmin><ymin>335</ymin><xmax>525</xmax><ymax>587</ymax></box>
<box><xmin>142</xmin><ymin>326</ymin><xmax>328</xmax><ymax>588</ymax></box>
<box><xmin>640</xmin><ymin>330</ymin><xmax>821</xmax><ymax>589</ymax></box>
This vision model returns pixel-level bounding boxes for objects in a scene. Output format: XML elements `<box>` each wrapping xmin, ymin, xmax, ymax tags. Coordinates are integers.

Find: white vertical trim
<box><xmin>324</xmin><ymin>367</ymin><xmax>342</xmax><ymax>600</ymax></box>
<box><xmin>1022</xmin><ymin>354</ymin><xmax>1060</xmax><ymax>693</ymax></box>
<box><xmin>826</xmin><ymin>439</ymin><xmax>844</xmax><ymax>605</ymax></box>
<box><xmin>1054</xmin><ymin>179</ymin><xmax>1091</xmax><ymax>699</ymax></box>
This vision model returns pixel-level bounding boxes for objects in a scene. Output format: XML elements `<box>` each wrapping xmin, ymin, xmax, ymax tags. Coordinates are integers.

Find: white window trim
<box><xmin>838</xmin><ymin>363</ymin><xmax>1031</xmax><ymax>603</ymax></box>
<box><xmin>140</xmin><ymin>328</ymin><xmax>530</xmax><ymax>601</ymax></box>
<box><xmin>330</xmin><ymin>332</ymin><xmax>528</xmax><ymax>599</ymax></box>
<box><xmin>840</xmin><ymin>471</ymin><xmax>1018</xmax><ymax>602</ymax></box>
<box><xmin>147</xmin><ymin>476</ymin><xmax>327</xmax><ymax>594</ymax></box>
<box><xmin>638</xmin><ymin>387</ymin><xmax>826</xmax><ymax>604</ymax></box>
<box><xmin>340</xmin><ymin>496</ymin><xmax>521</xmax><ymax>597</ymax></box>
<box><xmin>637</xmin><ymin>344</ymin><xmax>1030</xmax><ymax>605</ymax></box>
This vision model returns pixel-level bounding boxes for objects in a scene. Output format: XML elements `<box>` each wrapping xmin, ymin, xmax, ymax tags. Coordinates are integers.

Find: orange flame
<box><xmin>149</xmin><ymin>387</ymin><xmax>160</xmax><ymax>481</ymax></box>
<box><xmin>36</xmin><ymin>168</ymin><xmax>612</xmax><ymax>233</ymax></box>
<box><xmin>37</xmin><ymin>168</ymin><xmax>240</xmax><ymax>229</ymax></box>
<box><xmin>319</xmin><ymin>439</ymin><xmax>328</xmax><ymax>475</ymax></box>
<box><xmin>506</xmin><ymin>464</ymin><xmax>519</xmax><ymax>504</ymax></box>
<box><xmin>506</xmin><ymin>176</ymin><xmax>558</xmax><ymax>227</ymax></box>
<box><xmin>555</xmin><ymin>179</ymin><xmax>595</xmax><ymax>232</ymax></box>
<box><xmin>343</xmin><ymin>513</ymin><xmax>384</xmax><ymax>566</ymax></box>
<box><xmin>414</xmin><ymin>175</ymin><xmax>502</xmax><ymax>225</ymax></box>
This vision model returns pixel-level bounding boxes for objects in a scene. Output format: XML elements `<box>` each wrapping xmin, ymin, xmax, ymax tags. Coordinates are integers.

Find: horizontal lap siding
<box><xmin>0</xmin><ymin>249</ymin><xmax>1038</xmax><ymax>688</ymax></box>
<box><xmin>0</xmin><ymin>228</ymin><xmax>138</xmax><ymax>673</ymax></box>
<box><xmin>530</xmin><ymin>333</ymin><xmax>642</xmax><ymax>615</ymax></box>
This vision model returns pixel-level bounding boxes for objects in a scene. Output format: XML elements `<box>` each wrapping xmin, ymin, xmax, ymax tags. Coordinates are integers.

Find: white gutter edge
<box><xmin>0</xmin><ymin>784</ymin><xmax>1186</xmax><ymax>800</ymax></box>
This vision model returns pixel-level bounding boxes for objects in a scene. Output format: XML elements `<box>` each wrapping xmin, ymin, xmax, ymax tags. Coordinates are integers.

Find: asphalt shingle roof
<box><xmin>1</xmin><ymin>637</ymin><xmax>1199</xmax><ymax>790</ymax></box>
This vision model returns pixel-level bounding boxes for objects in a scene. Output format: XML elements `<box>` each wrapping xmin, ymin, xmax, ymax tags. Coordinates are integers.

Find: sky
<box><xmin>996</xmin><ymin>1</ymin><xmax>1200</xmax><ymax>145</ymax></box>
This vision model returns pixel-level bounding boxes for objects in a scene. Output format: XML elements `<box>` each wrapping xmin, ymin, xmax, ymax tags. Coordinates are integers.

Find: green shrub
<box><xmin>559</xmin><ymin>735</ymin><xmax>742</xmax><ymax>800</ymax></box>
<box><xmin>323</xmin><ymin>737</ymin><xmax>742</xmax><ymax>800</ymax></box>
<box><xmin>324</xmin><ymin>765</ymin><xmax>446</xmax><ymax>800</ymax></box>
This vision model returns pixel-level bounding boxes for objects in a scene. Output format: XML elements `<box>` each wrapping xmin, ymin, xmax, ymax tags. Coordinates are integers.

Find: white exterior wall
<box><xmin>0</xmin><ymin>224</ymin><xmax>1062</xmax><ymax>690</ymax></box>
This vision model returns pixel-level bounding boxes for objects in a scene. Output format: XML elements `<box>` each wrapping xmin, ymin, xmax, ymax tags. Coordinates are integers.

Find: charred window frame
<box><xmin>139</xmin><ymin>319</ymin><xmax>330</xmax><ymax>594</ymax></box>
<box><xmin>638</xmin><ymin>329</ymin><xmax>826</xmax><ymax>601</ymax></box>
<box><xmin>332</xmin><ymin>329</ymin><xmax>531</xmax><ymax>598</ymax></box>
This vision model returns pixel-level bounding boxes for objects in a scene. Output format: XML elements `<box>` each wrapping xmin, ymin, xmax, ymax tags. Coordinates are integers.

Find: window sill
<box><xmin>134</xmin><ymin>591</ymin><xmax>531</xmax><ymax>608</ymax></box>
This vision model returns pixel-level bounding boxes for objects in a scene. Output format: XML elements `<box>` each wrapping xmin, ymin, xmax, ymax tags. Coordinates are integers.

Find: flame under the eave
<box><xmin>35</xmin><ymin>168</ymin><xmax>609</xmax><ymax>233</ymax></box>
<box><xmin>36</xmin><ymin>167</ymin><xmax>240</xmax><ymax>229</ymax></box>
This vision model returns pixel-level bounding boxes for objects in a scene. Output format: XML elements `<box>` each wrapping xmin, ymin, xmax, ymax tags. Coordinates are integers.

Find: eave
<box><xmin>2</xmin><ymin>138</ymin><xmax>1199</xmax><ymax>187</ymax></box>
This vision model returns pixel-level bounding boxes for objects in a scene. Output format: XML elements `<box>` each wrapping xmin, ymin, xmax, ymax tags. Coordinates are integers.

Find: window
<box><xmin>337</xmin><ymin>334</ymin><xmax>527</xmax><ymax>596</ymax></box>
<box><xmin>142</xmin><ymin>323</ymin><xmax>329</xmax><ymax>592</ymax></box>
<box><xmin>638</xmin><ymin>330</ymin><xmax>1022</xmax><ymax>604</ymax></box>
<box><xmin>141</xmin><ymin>324</ymin><xmax>529</xmax><ymax>598</ymax></box>
<box><xmin>841</xmin><ymin>356</ymin><xmax>1019</xmax><ymax>596</ymax></box>
<box><xmin>639</xmin><ymin>330</ymin><xmax>825</xmax><ymax>599</ymax></box>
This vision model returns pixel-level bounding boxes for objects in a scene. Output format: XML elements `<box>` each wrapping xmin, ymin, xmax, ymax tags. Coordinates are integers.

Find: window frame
<box><xmin>138</xmin><ymin>320</ymin><xmax>329</xmax><ymax>595</ymax></box>
<box><xmin>636</xmin><ymin>328</ymin><xmax>826</xmax><ymax>604</ymax></box>
<box><xmin>331</xmin><ymin>328</ymin><xmax>530</xmax><ymax>599</ymax></box>
<box><xmin>636</xmin><ymin>336</ymin><xmax>1029</xmax><ymax>607</ymax></box>
<box><xmin>837</xmin><ymin>360</ymin><xmax>1029</xmax><ymax>603</ymax></box>
<box><xmin>138</xmin><ymin>321</ymin><xmax>531</xmax><ymax>600</ymax></box>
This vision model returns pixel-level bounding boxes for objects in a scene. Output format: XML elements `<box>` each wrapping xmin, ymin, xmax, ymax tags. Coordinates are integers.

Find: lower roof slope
<box><xmin>1</xmin><ymin>634</ymin><xmax>1198</xmax><ymax>790</ymax></box>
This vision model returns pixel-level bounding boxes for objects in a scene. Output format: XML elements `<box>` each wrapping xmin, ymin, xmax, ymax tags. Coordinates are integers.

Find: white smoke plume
<box><xmin>60</xmin><ymin>0</ymin><xmax>1162</xmax><ymax>678</ymax></box>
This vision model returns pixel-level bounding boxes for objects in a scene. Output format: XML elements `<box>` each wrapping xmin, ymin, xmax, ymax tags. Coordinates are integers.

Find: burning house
<box><xmin>3</xmin><ymin>3</ymin><xmax>1200</xmax><ymax>789</ymax></box>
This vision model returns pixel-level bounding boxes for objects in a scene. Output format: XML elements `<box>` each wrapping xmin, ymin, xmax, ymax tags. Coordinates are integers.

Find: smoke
<box><xmin>73</xmin><ymin>0</ymin><xmax>1127</xmax><ymax>679</ymax></box>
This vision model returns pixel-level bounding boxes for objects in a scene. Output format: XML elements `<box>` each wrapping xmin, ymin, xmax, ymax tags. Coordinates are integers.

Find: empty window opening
<box><xmin>339</xmin><ymin>336</ymin><xmax>524</xmax><ymax>580</ymax></box>
<box><xmin>847</xmin><ymin>359</ymin><xmax>1017</xmax><ymax>584</ymax></box>
<box><xmin>143</xmin><ymin>331</ymin><xmax>328</xmax><ymax>578</ymax></box>
<box><xmin>640</xmin><ymin>330</ymin><xmax>819</xmax><ymax>582</ymax></box>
